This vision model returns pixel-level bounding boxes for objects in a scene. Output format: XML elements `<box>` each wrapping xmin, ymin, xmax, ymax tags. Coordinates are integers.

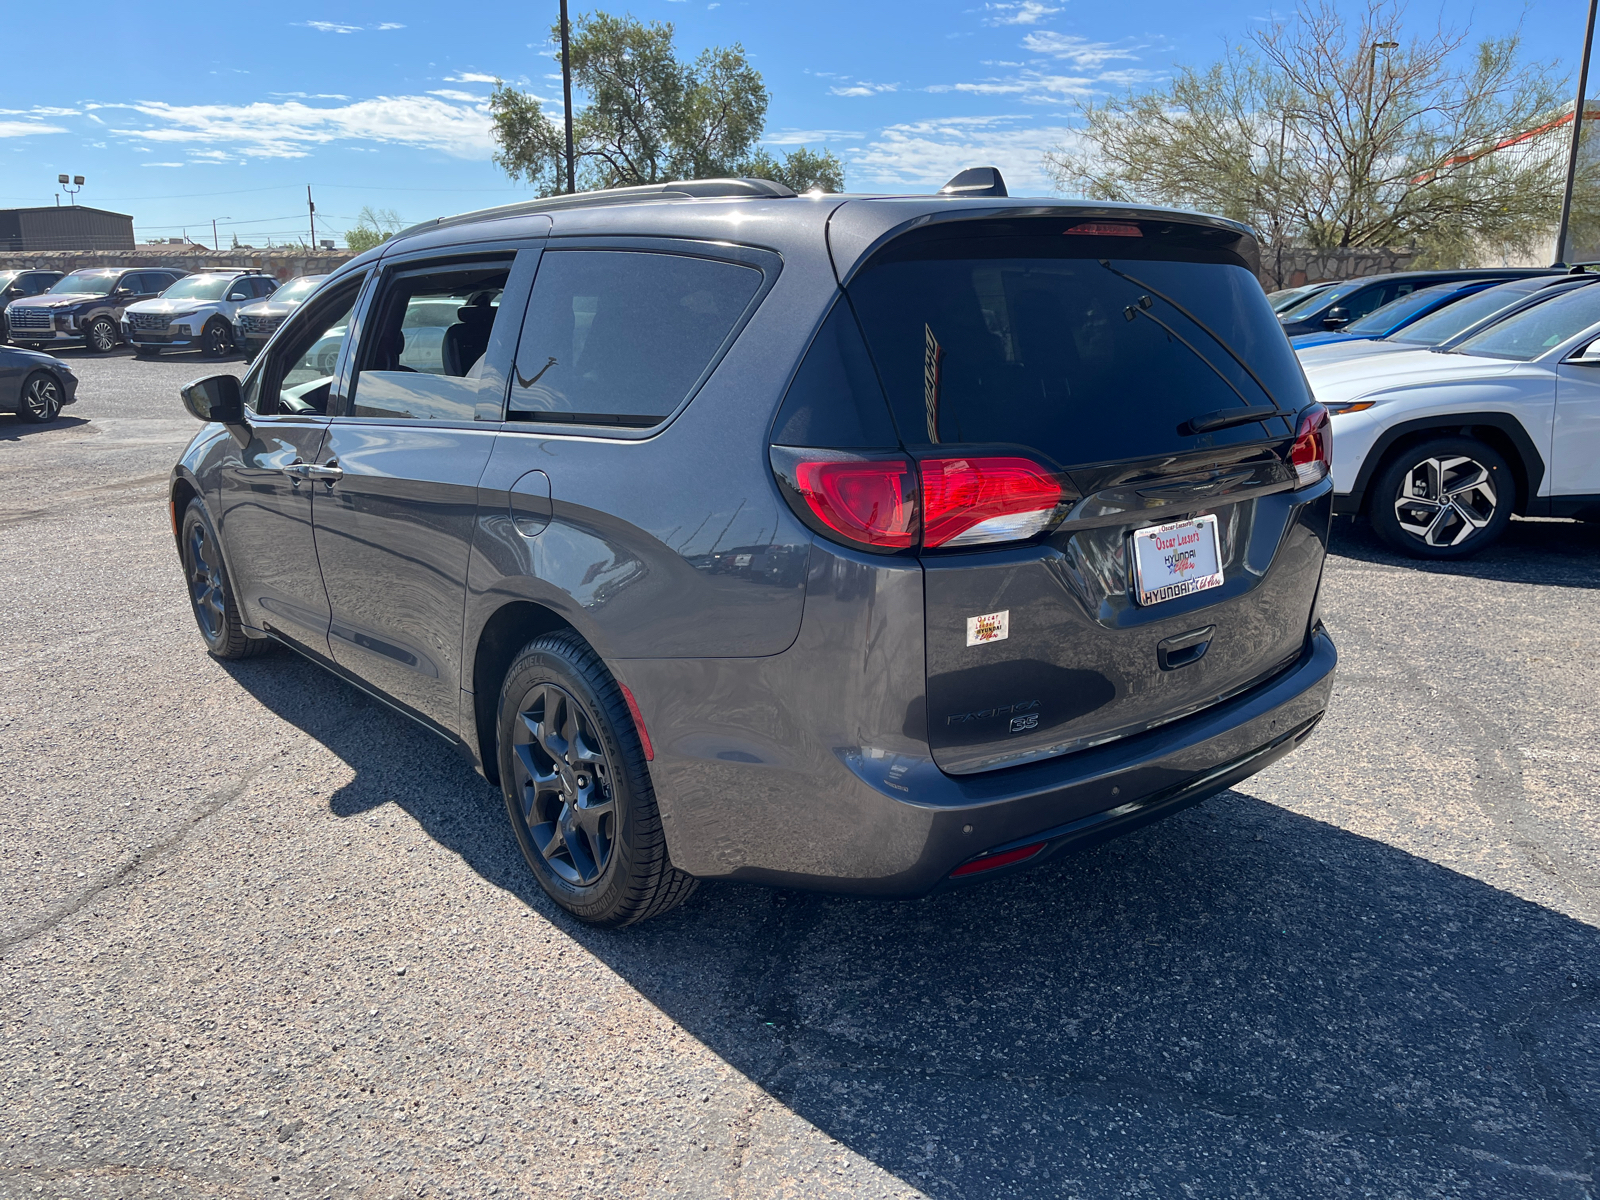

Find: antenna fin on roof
<box><xmin>939</xmin><ymin>167</ymin><xmax>1008</xmax><ymax>198</ymax></box>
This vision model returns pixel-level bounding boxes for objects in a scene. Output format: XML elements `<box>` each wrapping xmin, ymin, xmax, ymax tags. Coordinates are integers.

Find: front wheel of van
<box><xmin>497</xmin><ymin>632</ymin><xmax>697</xmax><ymax>927</ymax></box>
<box><xmin>1368</xmin><ymin>436</ymin><xmax>1512</xmax><ymax>559</ymax></box>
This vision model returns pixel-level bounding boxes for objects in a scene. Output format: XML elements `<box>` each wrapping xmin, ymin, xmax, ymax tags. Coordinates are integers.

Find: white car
<box><xmin>1307</xmin><ymin>282</ymin><xmax>1600</xmax><ymax>558</ymax></box>
<box><xmin>121</xmin><ymin>269</ymin><xmax>278</xmax><ymax>358</ymax></box>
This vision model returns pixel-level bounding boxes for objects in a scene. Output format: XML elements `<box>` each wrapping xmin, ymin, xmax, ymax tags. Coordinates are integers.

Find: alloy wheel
<box><xmin>88</xmin><ymin>318</ymin><xmax>117</xmax><ymax>352</ymax></box>
<box><xmin>205</xmin><ymin>322</ymin><xmax>232</xmax><ymax>357</ymax></box>
<box><xmin>21</xmin><ymin>374</ymin><xmax>61</xmax><ymax>421</ymax></box>
<box><xmin>185</xmin><ymin>522</ymin><xmax>227</xmax><ymax>642</ymax></box>
<box><xmin>1393</xmin><ymin>455</ymin><xmax>1499</xmax><ymax>548</ymax></box>
<box><xmin>510</xmin><ymin>683</ymin><xmax>617</xmax><ymax>887</ymax></box>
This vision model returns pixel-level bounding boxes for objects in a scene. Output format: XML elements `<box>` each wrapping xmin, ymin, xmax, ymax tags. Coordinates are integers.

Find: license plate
<box><xmin>1131</xmin><ymin>515</ymin><xmax>1224</xmax><ymax>606</ymax></box>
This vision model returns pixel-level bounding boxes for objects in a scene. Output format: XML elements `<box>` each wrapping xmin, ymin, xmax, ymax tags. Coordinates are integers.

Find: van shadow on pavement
<box><xmin>223</xmin><ymin>652</ymin><xmax>1600</xmax><ymax>1199</ymax></box>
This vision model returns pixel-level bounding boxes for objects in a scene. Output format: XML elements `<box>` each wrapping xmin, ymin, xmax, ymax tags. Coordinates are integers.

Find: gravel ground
<box><xmin>2</xmin><ymin>346</ymin><xmax>1598</xmax><ymax>1200</ymax></box>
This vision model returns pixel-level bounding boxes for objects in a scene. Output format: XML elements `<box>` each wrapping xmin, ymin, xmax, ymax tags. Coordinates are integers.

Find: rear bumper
<box><xmin>641</xmin><ymin>626</ymin><xmax>1336</xmax><ymax>896</ymax></box>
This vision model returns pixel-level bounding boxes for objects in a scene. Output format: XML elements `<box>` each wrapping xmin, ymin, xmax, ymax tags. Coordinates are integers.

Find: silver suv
<box><xmin>123</xmin><ymin>269</ymin><xmax>277</xmax><ymax>357</ymax></box>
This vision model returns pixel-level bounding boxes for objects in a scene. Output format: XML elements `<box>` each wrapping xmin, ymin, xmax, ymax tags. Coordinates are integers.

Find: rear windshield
<box><xmin>1455</xmin><ymin>286</ymin><xmax>1600</xmax><ymax>361</ymax></box>
<box><xmin>1344</xmin><ymin>282</ymin><xmax>1463</xmax><ymax>335</ymax></box>
<box><xmin>1389</xmin><ymin>282</ymin><xmax>1545</xmax><ymax>345</ymax></box>
<box><xmin>848</xmin><ymin>240</ymin><xmax>1308</xmax><ymax>466</ymax></box>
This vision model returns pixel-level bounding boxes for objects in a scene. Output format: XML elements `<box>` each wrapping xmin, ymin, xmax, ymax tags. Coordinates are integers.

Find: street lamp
<box><xmin>1555</xmin><ymin>0</ymin><xmax>1598</xmax><ymax>265</ymax></box>
<box><xmin>57</xmin><ymin>174</ymin><xmax>84</xmax><ymax>205</ymax></box>
<box><xmin>559</xmin><ymin>0</ymin><xmax>576</xmax><ymax>194</ymax></box>
<box><xmin>1365</xmin><ymin>41</ymin><xmax>1399</xmax><ymax>119</ymax></box>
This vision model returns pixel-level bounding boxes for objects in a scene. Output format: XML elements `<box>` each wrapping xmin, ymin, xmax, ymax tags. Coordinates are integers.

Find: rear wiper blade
<box><xmin>1179</xmin><ymin>406</ymin><xmax>1282</xmax><ymax>436</ymax></box>
<box><xmin>1099</xmin><ymin>260</ymin><xmax>1287</xmax><ymax>413</ymax></box>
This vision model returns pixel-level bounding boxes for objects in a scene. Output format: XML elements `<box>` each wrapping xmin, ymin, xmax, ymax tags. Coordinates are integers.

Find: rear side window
<box><xmin>770</xmin><ymin>299</ymin><xmax>898</xmax><ymax>448</ymax></box>
<box><xmin>508</xmin><ymin>249</ymin><xmax>761</xmax><ymax>427</ymax></box>
<box><xmin>848</xmin><ymin>238</ymin><xmax>1309</xmax><ymax>467</ymax></box>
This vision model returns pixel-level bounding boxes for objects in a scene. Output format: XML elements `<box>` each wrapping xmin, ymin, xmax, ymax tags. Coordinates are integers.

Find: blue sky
<box><xmin>1</xmin><ymin>0</ymin><xmax>1588</xmax><ymax>247</ymax></box>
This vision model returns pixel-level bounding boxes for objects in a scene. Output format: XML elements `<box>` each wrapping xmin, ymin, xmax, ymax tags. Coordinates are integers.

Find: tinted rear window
<box><xmin>848</xmin><ymin>240</ymin><xmax>1308</xmax><ymax>466</ymax></box>
<box><xmin>508</xmin><ymin>249</ymin><xmax>761</xmax><ymax>427</ymax></box>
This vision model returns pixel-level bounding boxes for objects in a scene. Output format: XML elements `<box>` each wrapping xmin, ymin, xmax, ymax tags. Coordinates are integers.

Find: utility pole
<box><xmin>560</xmin><ymin>0</ymin><xmax>579</xmax><ymax>191</ymax></box>
<box><xmin>308</xmin><ymin>186</ymin><xmax>317</xmax><ymax>248</ymax></box>
<box><xmin>211</xmin><ymin>217</ymin><xmax>230</xmax><ymax>252</ymax></box>
<box><xmin>1555</xmin><ymin>0</ymin><xmax>1598</xmax><ymax>266</ymax></box>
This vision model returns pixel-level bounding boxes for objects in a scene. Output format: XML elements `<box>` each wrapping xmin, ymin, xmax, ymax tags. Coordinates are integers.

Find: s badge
<box><xmin>966</xmin><ymin>610</ymin><xmax>1009</xmax><ymax>647</ymax></box>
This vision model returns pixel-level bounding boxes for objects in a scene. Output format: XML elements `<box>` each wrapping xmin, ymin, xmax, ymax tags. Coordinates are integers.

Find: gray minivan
<box><xmin>169</xmin><ymin>175</ymin><xmax>1337</xmax><ymax>926</ymax></box>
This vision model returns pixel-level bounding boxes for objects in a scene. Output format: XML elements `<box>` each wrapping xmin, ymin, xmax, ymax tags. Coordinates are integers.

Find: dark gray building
<box><xmin>0</xmin><ymin>206</ymin><xmax>135</xmax><ymax>251</ymax></box>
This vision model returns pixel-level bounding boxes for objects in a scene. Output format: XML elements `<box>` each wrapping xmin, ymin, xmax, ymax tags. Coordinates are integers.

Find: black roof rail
<box><xmin>395</xmin><ymin>176</ymin><xmax>798</xmax><ymax>240</ymax></box>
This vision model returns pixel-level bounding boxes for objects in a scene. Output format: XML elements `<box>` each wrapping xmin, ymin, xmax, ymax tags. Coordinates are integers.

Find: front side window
<box><xmin>48</xmin><ymin>271</ymin><xmax>118</xmax><ymax>296</ymax></box>
<box><xmin>346</xmin><ymin>258</ymin><xmax>513</xmax><ymax>421</ymax></box>
<box><xmin>508</xmin><ymin>249</ymin><xmax>762</xmax><ymax>427</ymax></box>
<box><xmin>252</xmin><ymin>275</ymin><xmax>367</xmax><ymax>416</ymax></box>
<box><xmin>1456</xmin><ymin>286</ymin><xmax>1600</xmax><ymax>361</ymax></box>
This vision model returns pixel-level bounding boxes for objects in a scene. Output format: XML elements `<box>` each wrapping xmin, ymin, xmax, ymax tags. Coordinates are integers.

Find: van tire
<box><xmin>497</xmin><ymin>632</ymin><xmax>697</xmax><ymax>927</ymax></box>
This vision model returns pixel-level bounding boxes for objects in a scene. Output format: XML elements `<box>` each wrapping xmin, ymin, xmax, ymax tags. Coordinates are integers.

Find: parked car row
<box><xmin>1</xmin><ymin>267</ymin><xmax>329</xmax><ymax>358</ymax></box>
<box><xmin>1287</xmin><ymin>265</ymin><xmax>1600</xmax><ymax>559</ymax></box>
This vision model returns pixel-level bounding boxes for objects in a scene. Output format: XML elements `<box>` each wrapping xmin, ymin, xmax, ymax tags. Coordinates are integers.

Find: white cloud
<box><xmin>830</xmin><ymin>81</ymin><xmax>899</xmax><ymax>97</ymax></box>
<box><xmin>984</xmin><ymin>1</ymin><xmax>1063</xmax><ymax>25</ymax></box>
<box><xmin>428</xmin><ymin>89</ymin><xmax>483</xmax><ymax>101</ymax></box>
<box><xmin>926</xmin><ymin>71</ymin><xmax>1102</xmax><ymax>101</ymax></box>
<box><xmin>270</xmin><ymin>91</ymin><xmax>352</xmax><ymax>100</ymax></box>
<box><xmin>141</xmin><ymin>162</ymin><xmax>185</xmax><ymax>168</ymax></box>
<box><xmin>109</xmin><ymin>95</ymin><xmax>495</xmax><ymax>160</ymax></box>
<box><xmin>298</xmin><ymin>20</ymin><xmax>361</xmax><ymax>33</ymax></box>
<box><xmin>849</xmin><ymin>115</ymin><xmax>1074</xmax><ymax>191</ymax></box>
<box><xmin>0</xmin><ymin>121</ymin><xmax>68</xmax><ymax>137</ymax></box>
<box><xmin>763</xmin><ymin>128</ymin><xmax>864</xmax><ymax>144</ymax></box>
<box><xmin>445</xmin><ymin>72</ymin><xmax>500</xmax><ymax>83</ymax></box>
<box><xmin>374</xmin><ymin>22</ymin><xmax>406</xmax><ymax>29</ymax></box>
<box><xmin>1020</xmin><ymin>31</ymin><xmax>1144</xmax><ymax>68</ymax></box>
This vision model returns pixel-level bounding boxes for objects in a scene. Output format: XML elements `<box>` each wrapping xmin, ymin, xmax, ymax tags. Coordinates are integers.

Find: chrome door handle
<box><xmin>303</xmin><ymin>463</ymin><xmax>343</xmax><ymax>482</ymax></box>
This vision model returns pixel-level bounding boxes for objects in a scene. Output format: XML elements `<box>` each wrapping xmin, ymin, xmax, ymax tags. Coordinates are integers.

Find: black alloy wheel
<box><xmin>202</xmin><ymin>320</ymin><xmax>233</xmax><ymax>358</ymax></box>
<box><xmin>179</xmin><ymin>500</ymin><xmax>272</xmax><ymax>659</ymax></box>
<box><xmin>1369</xmin><ymin>435</ymin><xmax>1513</xmax><ymax>559</ymax></box>
<box><xmin>497</xmin><ymin>632</ymin><xmax>697</xmax><ymax>926</ymax></box>
<box><xmin>16</xmin><ymin>372</ymin><xmax>63</xmax><ymax>423</ymax></box>
<box><xmin>86</xmin><ymin>316</ymin><xmax>118</xmax><ymax>353</ymax></box>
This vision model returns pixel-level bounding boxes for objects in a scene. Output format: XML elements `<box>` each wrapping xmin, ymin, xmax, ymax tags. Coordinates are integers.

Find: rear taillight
<box><xmin>774</xmin><ymin>448</ymin><xmax>1070</xmax><ymax>554</ymax></box>
<box><xmin>920</xmin><ymin>456</ymin><xmax>1067</xmax><ymax>549</ymax></box>
<box><xmin>1290</xmin><ymin>403</ymin><xmax>1331</xmax><ymax>488</ymax></box>
<box><xmin>791</xmin><ymin>457</ymin><xmax>919</xmax><ymax>550</ymax></box>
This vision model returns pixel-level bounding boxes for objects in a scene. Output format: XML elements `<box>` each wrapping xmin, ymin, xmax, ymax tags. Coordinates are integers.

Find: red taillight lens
<box><xmin>920</xmin><ymin>456</ymin><xmax>1066</xmax><ymax>549</ymax></box>
<box><xmin>1064</xmin><ymin>221</ymin><xmax>1142</xmax><ymax>237</ymax></box>
<box><xmin>1290</xmin><ymin>403</ymin><xmax>1331</xmax><ymax>488</ymax></box>
<box><xmin>792</xmin><ymin>458</ymin><xmax>919</xmax><ymax>549</ymax></box>
<box><xmin>950</xmin><ymin>841</ymin><xmax>1046</xmax><ymax>877</ymax></box>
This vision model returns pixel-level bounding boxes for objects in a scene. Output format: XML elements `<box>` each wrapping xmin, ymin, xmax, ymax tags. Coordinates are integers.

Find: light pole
<box><xmin>211</xmin><ymin>217</ymin><xmax>230</xmax><ymax>252</ymax></box>
<box><xmin>1365</xmin><ymin>41</ymin><xmax>1399</xmax><ymax>120</ymax></box>
<box><xmin>559</xmin><ymin>0</ymin><xmax>576</xmax><ymax>193</ymax></box>
<box><xmin>57</xmin><ymin>174</ymin><xmax>84</xmax><ymax>205</ymax></box>
<box><xmin>1555</xmin><ymin>0</ymin><xmax>1598</xmax><ymax>265</ymax></box>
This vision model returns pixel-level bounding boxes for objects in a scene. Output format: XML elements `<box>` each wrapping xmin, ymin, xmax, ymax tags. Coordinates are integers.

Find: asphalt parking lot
<box><xmin>3</xmin><ymin>346</ymin><xmax>1599</xmax><ymax>1200</ymax></box>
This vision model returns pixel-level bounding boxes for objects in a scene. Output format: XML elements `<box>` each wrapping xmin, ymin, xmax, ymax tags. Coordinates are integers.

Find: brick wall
<box><xmin>0</xmin><ymin>248</ymin><xmax>359</xmax><ymax>280</ymax></box>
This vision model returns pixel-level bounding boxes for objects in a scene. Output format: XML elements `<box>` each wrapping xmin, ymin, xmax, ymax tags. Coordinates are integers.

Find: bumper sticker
<box><xmin>966</xmin><ymin>609</ymin><xmax>1009</xmax><ymax>646</ymax></box>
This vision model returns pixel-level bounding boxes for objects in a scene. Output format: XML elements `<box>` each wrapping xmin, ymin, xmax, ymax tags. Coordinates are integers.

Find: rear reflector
<box><xmin>1290</xmin><ymin>403</ymin><xmax>1331</xmax><ymax>488</ymax></box>
<box><xmin>950</xmin><ymin>841</ymin><xmax>1047</xmax><ymax>877</ymax></box>
<box><xmin>1065</xmin><ymin>222</ymin><xmax>1142</xmax><ymax>237</ymax></box>
<box><xmin>921</xmin><ymin>456</ymin><xmax>1066</xmax><ymax>549</ymax></box>
<box><xmin>792</xmin><ymin>458</ymin><xmax>918</xmax><ymax>549</ymax></box>
<box><xmin>619</xmin><ymin>684</ymin><xmax>654</xmax><ymax>761</ymax></box>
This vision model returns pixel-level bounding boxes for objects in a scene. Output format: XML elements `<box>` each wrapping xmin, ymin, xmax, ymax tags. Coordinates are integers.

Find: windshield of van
<box><xmin>1387</xmin><ymin>282</ymin><xmax>1547</xmax><ymax>345</ymax></box>
<box><xmin>849</xmin><ymin>243</ymin><xmax>1309</xmax><ymax>466</ymax></box>
<box><xmin>1343</xmin><ymin>283</ymin><xmax>1463</xmax><ymax>335</ymax></box>
<box><xmin>160</xmin><ymin>274</ymin><xmax>237</xmax><ymax>301</ymax></box>
<box><xmin>1455</xmin><ymin>286</ymin><xmax>1600</xmax><ymax>360</ymax></box>
<box><xmin>48</xmin><ymin>271</ymin><xmax>118</xmax><ymax>296</ymax></box>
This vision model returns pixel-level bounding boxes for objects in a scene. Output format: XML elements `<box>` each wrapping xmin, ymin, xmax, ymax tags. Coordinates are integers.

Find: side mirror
<box><xmin>1322</xmin><ymin>306</ymin><xmax>1350</xmax><ymax>329</ymax></box>
<box><xmin>180</xmin><ymin>373</ymin><xmax>244</xmax><ymax>425</ymax></box>
<box><xmin>1568</xmin><ymin>340</ymin><xmax>1600</xmax><ymax>365</ymax></box>
<box><xmin>228</xmin><ymin>292</ymin><xmax>246</xmax><ymax>302</ymax></box>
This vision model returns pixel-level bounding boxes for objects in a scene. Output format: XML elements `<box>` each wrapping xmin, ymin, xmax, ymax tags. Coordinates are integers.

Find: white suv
<box><xmin>1306</xmin><ymin>279</ymin><xmax>1600</xmax><ymax>558</ymax></box>
<box><xmin>122</xmin><ymin>269</ymin><xmax>278</xmax><ymax>358</ymax></box>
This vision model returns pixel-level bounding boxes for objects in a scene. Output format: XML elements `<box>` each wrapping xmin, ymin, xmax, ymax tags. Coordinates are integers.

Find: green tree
<box><xmin>490</xmin><ymin>12</ymin><xmax>845</xmax><ymax>195</ymax></box>
<box><xmin>1045</xmin><ymin>0</ymin><xmax>1566</xmax><ymax>271</ymax></box>
<box><xmin>345</xmin><ymin>206</ymin><xmax>405</xmax><ymax>254</ymax></box>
